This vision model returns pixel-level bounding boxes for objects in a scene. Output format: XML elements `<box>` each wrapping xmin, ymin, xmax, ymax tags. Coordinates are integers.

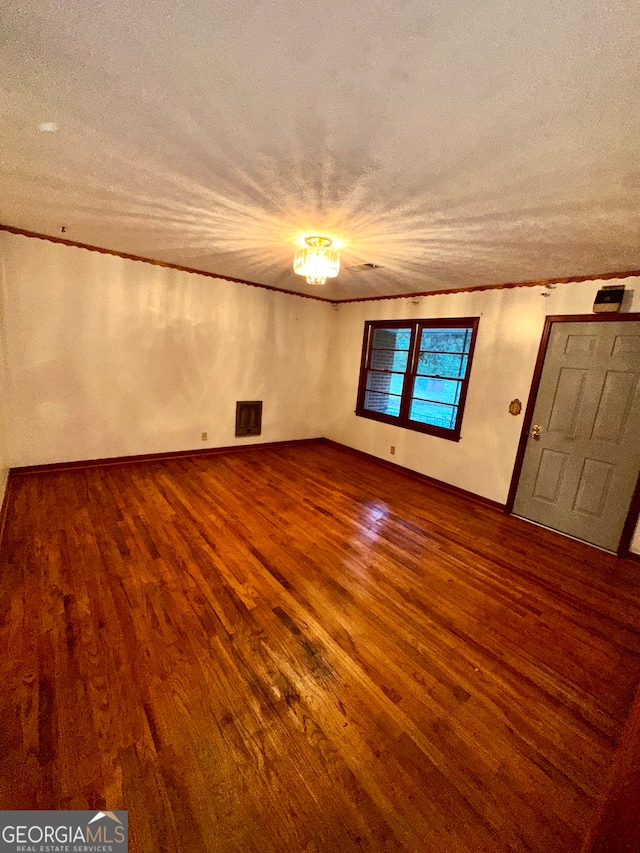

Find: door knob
<box><xmin>531</xmin><ymin>424</ymin><xmax>542</xmax><ymax>440</ymax></box>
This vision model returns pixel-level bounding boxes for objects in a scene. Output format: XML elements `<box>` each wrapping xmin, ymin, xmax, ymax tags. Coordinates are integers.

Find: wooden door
<box><xmin>513</xmin><ymin>320</ymin><xmax>640</xmax><ymax>551</ymax></box>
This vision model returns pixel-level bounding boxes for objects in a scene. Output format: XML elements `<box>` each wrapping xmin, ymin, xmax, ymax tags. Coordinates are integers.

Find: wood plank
<box><xmin>581</xmin><ymin>678</ymin><xmax>640</xmax><ymax>853</ymax></box>
<box><xmin>1</xmin><ymin>442</ymin><xmax>639</xmax><ymax>852</ymax></box>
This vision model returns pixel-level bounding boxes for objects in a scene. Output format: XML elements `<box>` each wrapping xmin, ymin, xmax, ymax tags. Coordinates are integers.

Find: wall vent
<box><xmin>236</xmin><ymin>401</ymin><xmax>262</xmax><ymax>437</ymax></box>
<box><xmin>593</xmin><ymin>284</ymin><xmax>625</xmax><ymax>313</ymax></box>
<box><xmin>346</xmin><ymin>262</ymin><xmax>383</xmax><ymax>271</ymax></box>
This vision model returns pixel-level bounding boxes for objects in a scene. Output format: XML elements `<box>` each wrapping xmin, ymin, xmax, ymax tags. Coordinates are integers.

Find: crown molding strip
<box><xmin>2</xmin><ymin>222</ymin><xmax>639</xmax><ymax>305</ymax></box>
<box><xmin>335</xmin><ymin>269</ymin><xmax>640</xmax><ymax>303</ymax></box>
<box><xmin>0</xmin><ymin>223</ymin><xmax>334</xmax><ymax>303</ymax></box>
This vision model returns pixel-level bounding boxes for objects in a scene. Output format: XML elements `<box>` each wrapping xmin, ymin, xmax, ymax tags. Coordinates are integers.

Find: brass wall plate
<box><xmin>509</xmin><ymin>399</ymin><xmax>522</xmax><ymax>416</ymax></box>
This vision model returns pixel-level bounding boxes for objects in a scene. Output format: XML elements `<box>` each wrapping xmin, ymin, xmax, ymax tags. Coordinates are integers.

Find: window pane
<box><xmin>409</xmin><ymin>399</ymin><xmax>457</xmax><ymax>429</ymax></box>
<box><xmin>417</xmin><ymin>352</ymin><xmax>468</xmax><ymax>378</ymax></box>
<box><xmin>364</xmin><ymin>390</ymin><xmax>401</xmax><ymax>417</ymax></box>
<box><xmin>372</xmin><ymin>328</ymin><xmax>411</xmax><ymax>350</ymax></box>
<box><xmin>370</xmin><ymin>348</ymin><xmax>409</xmax><ymax>372</ymax></box>
<box><xmin>366</xmin><ymin>371</ymin><xmax>405</xmax><ymax>396</ymax></box>
<box><xmin>412</xmin><ymin>377</ymin><xmax>461</xmax><ymax>405</ymax></box>
<box><xmin>420</xmin><ymin>327</ymin><xmax>471</xmax><ymax>353</ymax></box>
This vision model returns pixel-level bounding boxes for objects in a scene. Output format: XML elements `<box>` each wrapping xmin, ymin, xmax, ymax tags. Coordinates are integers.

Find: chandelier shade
<box><xmin>293</xmin><ymin>236</ymin><xmax>340</xmax><ymax>286</ymax></box>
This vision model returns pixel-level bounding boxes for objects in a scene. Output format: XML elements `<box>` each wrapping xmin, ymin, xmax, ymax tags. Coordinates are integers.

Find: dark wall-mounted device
<box><xmin>236</xmin><ymin>401</ymin><xmax>263</xmax><ymax>437</ymax></box>
<box><xmin>593</xmin><ymin>285</ymin><xmax>625</xmax><ymax>313</ymax></box>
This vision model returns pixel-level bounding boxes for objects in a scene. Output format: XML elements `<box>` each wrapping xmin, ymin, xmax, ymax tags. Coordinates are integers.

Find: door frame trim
<box><xmin>505</xmin><ymin>313</ymin><xmax>640</xmax><ymax>557</ymax></box>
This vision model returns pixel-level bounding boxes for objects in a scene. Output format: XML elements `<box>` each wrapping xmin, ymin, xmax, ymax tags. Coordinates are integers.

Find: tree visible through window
<box><xmin>356</xmin><ymin>318</ymin><xmax>479</xmax><ymax>441</ymax></box>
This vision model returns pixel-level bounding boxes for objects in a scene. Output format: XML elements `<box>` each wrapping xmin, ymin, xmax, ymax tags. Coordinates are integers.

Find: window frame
<box><xmin>355</xmin><ymin>317</ymin><xmax>480</xmax><ymax>442</ymax></box>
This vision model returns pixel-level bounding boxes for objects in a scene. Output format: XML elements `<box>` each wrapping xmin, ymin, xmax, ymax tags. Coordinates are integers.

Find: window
<box><xmin>355</xmin><ymin>318</ymin><xmax>479</xmax><ymax>441</ymax></box>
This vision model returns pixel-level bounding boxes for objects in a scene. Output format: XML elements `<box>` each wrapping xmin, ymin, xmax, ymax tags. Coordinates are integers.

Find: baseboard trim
<box><xmin>10</xmin><ymin>438</ymin><xmax>324</xmax><ymax>476</ymax></box>
<box><xmin>9</xmin><ymin>439</ymin><xmax>634</xmax><ymax>556</ymax></box>
<box><xmin>319</xmin><ymin>438</ymin><xmax>505</xmax><ymax>512</ymax></box>
<box><xmin>0</xmin><ymin>471</ymin><xmax>13</xmax><ymax>553</ymax></box>
<box><xmin>10</xmin><ymin>437</ymin><xmax>505</xmax><ymax>510</ymax></box>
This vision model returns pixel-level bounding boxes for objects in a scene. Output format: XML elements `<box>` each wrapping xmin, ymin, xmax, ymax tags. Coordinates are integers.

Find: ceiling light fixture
<box><xmin>293</xmin><ymin>236</ymin><xmax>340</xmax><ymax>286</ymax></box>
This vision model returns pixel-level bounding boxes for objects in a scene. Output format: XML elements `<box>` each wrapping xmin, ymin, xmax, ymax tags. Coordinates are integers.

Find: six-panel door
<box><xmin>513</xmin><ymin>320</ymin><xmax>640</xmax><ymax>551</ymax></box>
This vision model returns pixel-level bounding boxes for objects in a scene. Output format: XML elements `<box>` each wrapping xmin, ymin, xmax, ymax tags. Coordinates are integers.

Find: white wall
<box><xmin>325</xmin><ymin>278</ymin><xmax>640</xmax><ymax>552</ymax></box>
<box><xmin>1</xmin><ymin>231</ymin><xmax>638</xmax><ymax>554</ymax></box>
<box><xmin>0</xmin><ymin>233</ymin><xmax>332</xmax><ymax>466</ymax></box>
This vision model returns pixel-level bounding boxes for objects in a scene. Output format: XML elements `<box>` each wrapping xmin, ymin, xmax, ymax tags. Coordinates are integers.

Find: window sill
<box><xmin>354</xmin><ymin>408</ymin><xmax>462</xmax><ymax>442</ymax></box>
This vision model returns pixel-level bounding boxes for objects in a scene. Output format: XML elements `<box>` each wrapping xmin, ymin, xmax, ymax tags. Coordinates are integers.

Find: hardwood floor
<box><xmin>1</xmin><ymin>440</ymin><xmax>639</xmax><ymax>852</ymax></box>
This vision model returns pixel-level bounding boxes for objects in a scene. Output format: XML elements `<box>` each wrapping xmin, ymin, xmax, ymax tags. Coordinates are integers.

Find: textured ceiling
<box><xmin>1</xmin><ymin>0</ymin><xmax>639</xmax><ymax>300</ymax></box>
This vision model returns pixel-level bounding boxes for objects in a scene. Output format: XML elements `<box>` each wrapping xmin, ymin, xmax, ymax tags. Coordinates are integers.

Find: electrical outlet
<box><xmin>202</xmin><ymin>432</ymin><xmax>207</xmax><ymax>441</ymax></box>
<box><xmin>390</xmin><ymin>446</ymin><xmax>395</xmax><ymax>455</ymax></box>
